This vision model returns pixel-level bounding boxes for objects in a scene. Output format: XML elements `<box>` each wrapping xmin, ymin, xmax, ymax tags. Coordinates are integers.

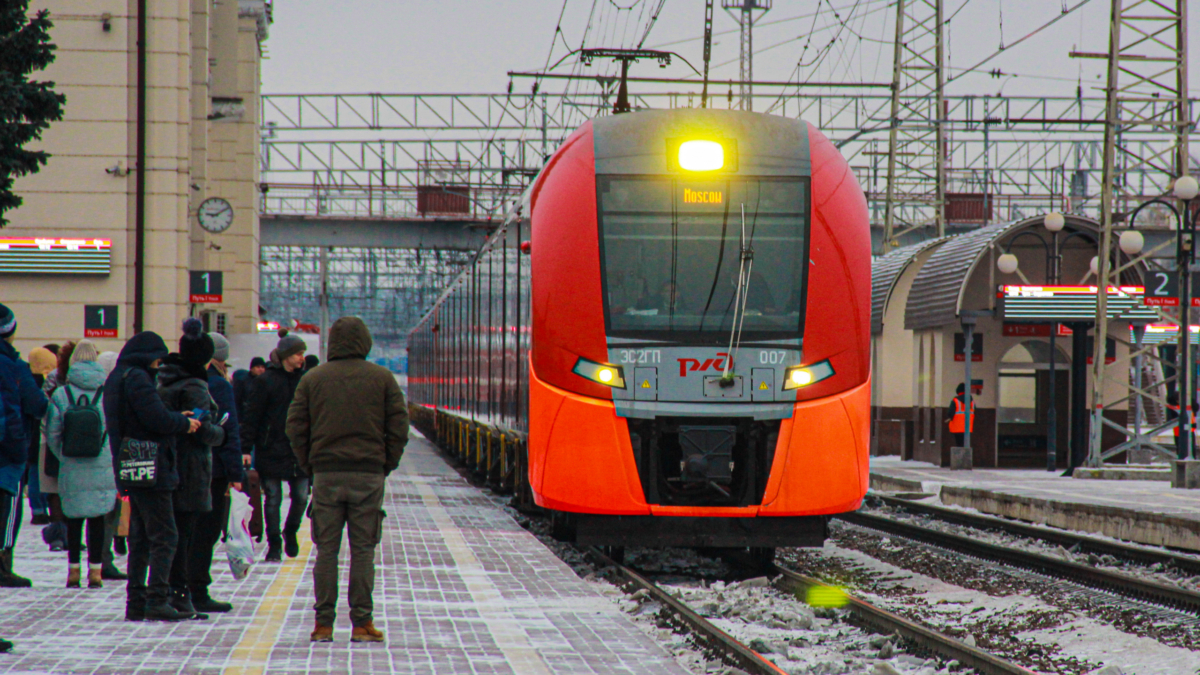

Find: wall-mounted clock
<box><xmin>197</xmin><ymin>197</ymin><xmax>234</xmax><ymax>233</ymax></box>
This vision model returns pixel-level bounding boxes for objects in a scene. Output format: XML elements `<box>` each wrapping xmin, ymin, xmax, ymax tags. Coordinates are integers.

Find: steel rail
<box><xmin>837</xmin><ymin>511</ymin><xmax>1200</xmax><ymax>615</ymax></box>
<box><xmin>866</xmin><ymin>493</ymin><xmax>1200</xmax><ymax>576</ymax></box>
<box><xmin>767</xmin><ymin>564</ymin><xmax>1035</xmax><ymax>675</ymax></box>
<box><xmin>584</xmin><ymin>547</ymin><xmax>787</xmax><ymax>675</ymax></box>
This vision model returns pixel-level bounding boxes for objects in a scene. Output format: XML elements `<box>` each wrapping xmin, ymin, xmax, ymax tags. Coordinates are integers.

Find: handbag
<box><xmin>114</xmin><ymin>370</ymin><xmax>161</xmax><ymax>489</ymax></box>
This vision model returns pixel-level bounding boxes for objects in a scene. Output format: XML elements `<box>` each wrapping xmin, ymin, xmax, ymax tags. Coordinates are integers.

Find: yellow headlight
<box><xmin>790</xmin><ymin>369</ymin><xmax>813</xmax><ymax>386</ymax></box>
<box><xmin>597</xmin><ymin>368</ymin><xmax>614</xmax><ymax>383</ymax></box>
<box><xmin>678</xmin><ymin>140</ymin><xmax>724</xmax><ymax>172</ymax></box>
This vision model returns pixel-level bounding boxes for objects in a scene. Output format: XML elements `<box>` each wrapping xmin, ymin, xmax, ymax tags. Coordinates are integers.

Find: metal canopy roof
<box><xmin>903</xmin><ymin>215</ymin><xmax>1105</xmax><ymax>332</ymax></box>
<box><xmin>870</xmin><ymin>237</ymin><xmax>948</xmax><ymax>336</ymax></box>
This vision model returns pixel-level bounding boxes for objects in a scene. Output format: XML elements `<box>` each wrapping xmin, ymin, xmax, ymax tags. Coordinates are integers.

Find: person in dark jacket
<box><xmin>232</xmin><ymin>356</ymin><xmax>266</xmax><ymax>424</ymax></box>
<box><xmin>0</xmin><ymin>303</ymin><xmax>49</xmax><ymax>588</ymax></box>
<box><xmin>157</xmin><ymin>319</ymin><xmax>225</xmax><ymax>619</ymax></box>
<box><xmin>103</xmin><ymin>331</ymin><xmax>202</xmax><ymax>622</ymax></box>
<box><xmin>304</xmin><ymin>354</ymin><xmax>320</xmax><ymax>372</ymax></box>
<box><xmin>241</xmin><ymin>335</ymin><xmax>308</xmax><ymax>562</ymax></box>
<box><xmin>191</xmin><ymin>332</ymin><xmax>243</xmax><ymax>613</ymax></box>
<box><xmin>287</xmin><ymin>316</ymin><xmax>408</xmax><ymax>643</ymax></box>
<box><xmin>25</xmin><ymin>346</ymin><xmax>56</xmax><ymax>526</ymax></box>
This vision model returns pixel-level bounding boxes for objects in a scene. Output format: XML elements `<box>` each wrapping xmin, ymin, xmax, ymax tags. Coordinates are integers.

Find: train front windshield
<box><xmin>598</xmin><ymin>176</ymin><xmax>809</xmax><ymax>341</ymax></box>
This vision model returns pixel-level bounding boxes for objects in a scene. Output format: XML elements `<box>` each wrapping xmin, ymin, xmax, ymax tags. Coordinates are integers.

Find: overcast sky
<box><xmin>262</xmin><ymin>0</ymin><xmax>1199</xmax><ymax>102</ymax></box>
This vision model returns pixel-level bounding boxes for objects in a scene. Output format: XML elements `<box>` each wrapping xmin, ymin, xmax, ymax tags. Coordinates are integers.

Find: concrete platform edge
<box><xmin>869</xmin><ymin>470</ymin><xmax>1200</xmax><ymax>552</ymax></box>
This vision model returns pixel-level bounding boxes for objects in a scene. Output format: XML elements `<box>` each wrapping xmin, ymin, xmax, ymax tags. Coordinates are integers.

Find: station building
<box><xmin>2</xmin><ymin>0</ymin><xmax>270</xmax><ymax>356</ymax></box>
<box><xmin>871</xmin><ymin>215</ymin><xmax>1154</xmax><ymax>468</ymax></box>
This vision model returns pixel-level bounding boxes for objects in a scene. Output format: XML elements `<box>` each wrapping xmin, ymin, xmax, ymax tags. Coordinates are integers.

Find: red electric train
<box><xmin>408</xmin><ymin>108</ymin><xmax>870</xmax><ymax>560</ymax></box>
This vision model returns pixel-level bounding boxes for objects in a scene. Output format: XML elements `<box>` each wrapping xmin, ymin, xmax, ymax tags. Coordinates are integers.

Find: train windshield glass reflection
<box><xmin>598</xmin><ymin>176</ymin><xmax>808</xmax><ymax>340</ymax></box>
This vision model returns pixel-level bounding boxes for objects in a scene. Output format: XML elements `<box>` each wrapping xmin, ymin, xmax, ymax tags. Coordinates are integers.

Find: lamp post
<box><xmin>1124</xmin><ymin>176</ymin><xmax>1200</xmax><ymax>461</ymax></box>
<box><xmin>997</xmin><ymin>215</ymin><xmax>1126</xmax><ymax>470</ymax></box>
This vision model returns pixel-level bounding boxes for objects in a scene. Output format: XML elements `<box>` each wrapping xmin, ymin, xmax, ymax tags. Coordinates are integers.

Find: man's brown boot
<box><xmin>310</xmin><ymin>623</ymin><xmax>334</xmax><ymax>642</ymax></box>
<box><xmin>350</xmin><ymin>622</ymin><xmax>384</xmax><ymax>643</ymax></box>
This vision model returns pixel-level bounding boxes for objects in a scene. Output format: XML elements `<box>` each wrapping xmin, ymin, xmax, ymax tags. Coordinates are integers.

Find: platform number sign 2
<box><xmin>84</xmin><ymin>305</ymin><xmax>118</xmax><ymax>338</ymax></box>
<box><xmin>189</xmin><ymin>270</ymin><xmax>223</xmax><ymax>303</ymax></box>
<box><xmin>1143</xmin><ymin>270</ymin><xmax>1179</xmax><ymax>307</ymax></box>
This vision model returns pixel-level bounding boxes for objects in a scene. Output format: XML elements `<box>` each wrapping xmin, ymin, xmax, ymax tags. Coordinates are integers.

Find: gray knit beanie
<box><xmin>276</xmin><ymin>334</ymin><xmax>307</xmax><ymax>361</ymax></box>
<box><xmin>211</xmin><ymin>332</ymin><xmax>231</xmax><ymax>362</ymax></box>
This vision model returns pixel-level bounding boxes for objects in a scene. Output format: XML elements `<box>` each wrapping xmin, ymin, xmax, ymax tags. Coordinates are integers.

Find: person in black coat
<box><xmin>103</xmin><ymin>331</ymin><xmax>201</xmax><ymax>622</ymax></box>
<box><xmin>157</xmin><ymin>319</ymin><xmax>225</xmax><ymax>619</ymax></box>
<box><xmin>191</xmin><ymin>332</ymin><xmax>244</xmax><ymax>613</ymax></box>
<box><xmin>240</xmin><ymin>336</ymin><xmax>308</xmax><ymax>562</ymax></box>
<box><xmin>232</xmin><ymin>356</ymin><xmax>266</xmax><ymax>424</ymax></box>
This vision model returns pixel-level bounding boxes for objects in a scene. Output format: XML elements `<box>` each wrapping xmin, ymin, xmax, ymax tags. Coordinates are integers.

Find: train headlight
<box><xmin>573</xmin><ymin>357</ymin><xmax>626</xmax><ymax>389</ymax></box>
<box><xmin>678</xmin><ymin>140</ymin><xmax>724</xmax><ymax>171</ymax></box>
<box><xmin>783</xmin><ymin>360</ymin><xmax>835</xmax><ymax>390</ymax></box>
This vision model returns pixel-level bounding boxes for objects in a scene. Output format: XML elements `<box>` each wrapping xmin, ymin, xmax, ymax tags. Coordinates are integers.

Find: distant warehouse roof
<box><xmin>870</xmin><ymin>237</ymin><xmax>948</xmax><ymax>336</ymax></box>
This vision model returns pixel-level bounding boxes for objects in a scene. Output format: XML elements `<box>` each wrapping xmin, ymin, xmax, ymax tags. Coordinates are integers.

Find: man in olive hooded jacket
<box><xmin>285</xmin><ymin>316</ymin><xmax>408</xmax><ymax>644</ymax></box>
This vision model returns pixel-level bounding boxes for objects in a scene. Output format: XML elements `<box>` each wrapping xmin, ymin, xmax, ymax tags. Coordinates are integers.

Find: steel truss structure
<box><xmin>1090</xmin><ymin>0</ymin><xmax>1193</xmax><ymax>467</ymax></box>
<box><xmin>261</xmin><ymin>92</ymin><xmax>1199</xmax><ymax>226</ymax></box>
<box><xmin>258</xmin><ymin>245</ymin><xmax>475</xmax><ymax>358</ymax></box>
<box><xmin>882</xmin><ymin>0</ymin><xmax>945</xmax><ymax>250</ymax></box>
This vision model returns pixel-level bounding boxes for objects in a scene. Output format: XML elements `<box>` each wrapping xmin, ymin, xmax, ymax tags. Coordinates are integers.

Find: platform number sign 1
<box><xmin>84</xmin><ymin>305</ymin><xmax>118</xmax><ymax>338</ymax></box>
<box><xmin>189</xmin><ymin>270</ymin><xmax>223</xmax><ymax>303</ymax></box>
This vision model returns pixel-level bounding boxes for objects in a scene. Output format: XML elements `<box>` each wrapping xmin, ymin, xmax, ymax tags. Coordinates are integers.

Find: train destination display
<box><xmin>0</xmin><ymin>237</ymin><xmax>111</xmax><ymax>275</ymax></box>
<box><xmin>999</xmin><ymin>285</ymin><xmax>1159</xmax><ymax>322</ymax></box>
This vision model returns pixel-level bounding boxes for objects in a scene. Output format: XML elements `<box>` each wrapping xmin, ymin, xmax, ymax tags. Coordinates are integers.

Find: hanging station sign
<box><xmin>84</xmin><ymin>305</ymin><xmax>118</xmax><ymax>338</ymax></box>
<box><xmin>1141</xmin><ymin>270</ymin><xmax>1200</xmax><ymax>307</ymax></box>
<box><xmin>998</xmin><ymin>285</ymin><xmax>1159</xmax><ymax>323</ymax></box>
<box><xmin>0</xmin><ymin>238</ymin><xmax>111</xmax><ymax>274</ymax></box>
<box><xmin>1131</xmin><ymin>324</ymin><xmax>1200</xmax><ymax>346</ymax></box>
<box><xmin>1002</xmin><ymin>323</ymin><xmax>1074</xmax><ymax>338</ymax></box>
<box><xmin>189</xmin><ymin>270</ymin><xmax>224</xmax><ymax>303</ymax></box>
<box><xmin>953</xmin><ymin>332</ymin><xmax>983</xmax><ymax>362</ymax></box>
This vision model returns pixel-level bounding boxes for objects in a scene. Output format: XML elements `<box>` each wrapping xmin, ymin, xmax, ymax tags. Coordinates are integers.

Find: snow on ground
<box><xmin>788</xmin><ymin>537</ymin><xmax>1200</xmax><ymax>675</ymax></box>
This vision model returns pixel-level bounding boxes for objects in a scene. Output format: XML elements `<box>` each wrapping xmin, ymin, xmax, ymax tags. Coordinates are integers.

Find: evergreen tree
<box><xmin>0</xmin><ymin>1</ymin><xmax>66</xmax><ymax>227</ymax></box>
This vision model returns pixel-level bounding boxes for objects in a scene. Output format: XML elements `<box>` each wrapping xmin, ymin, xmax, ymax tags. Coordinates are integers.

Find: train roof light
<box><xmin>678</xmin><ymin>140</ymin><xmax>724</xmax><ymax>172</ymax></box>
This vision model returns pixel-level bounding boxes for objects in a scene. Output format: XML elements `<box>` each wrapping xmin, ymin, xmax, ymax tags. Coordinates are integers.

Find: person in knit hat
<box><xmin>241</xmin><ymin>334</ymin><xmax>308</xmax><ymax>561</ymax></box>
<box><xmin>157</xmin><ymin>318</ymin><xmax>225</xmax><ymax>619</ymax></box>
<box><xmin>186</xmin><ymin>331</ymin><xmax>244</xmax><ymax>613</ymax></box>
<box><xmin>43</xmin><ymin>339</ymin><xmax>119</xmax><ymax>590</ymax></box>
<box><xmin>0</xmin><ymin>302</ymin><xmax>49</xmax><ymax>590</ymax></box>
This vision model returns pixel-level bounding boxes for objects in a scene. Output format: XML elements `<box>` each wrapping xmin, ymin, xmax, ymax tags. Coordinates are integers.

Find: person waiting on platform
<box><xmin>286</xmin><ymin>316</ymin><xmax>408</xmax><ymax>644</ymax></box>
<box><xmin>1166</xmin><ymin>392</ymin><xmax>1198</xmax><ymax>460</ymax></box>
<box><xmin>946</xmin><ymin>383</ymin><xmax>975</xmax><ymax>446</ymax></box>
<box><xmin>241</xmin><ymin>335</ymin><xmax>309</xmax><ymax>562</ymax></box>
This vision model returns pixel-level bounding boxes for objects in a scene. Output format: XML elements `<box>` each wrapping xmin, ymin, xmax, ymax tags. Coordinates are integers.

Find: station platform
<box><xmin>870</xmin><ymin>456</ymin><xmax>1200</xmax><ymax>552</ymax></box>
<box><xmin>0</xmin><ymin>435</ymin><xmax>690</xmax><ymax>674</ymax></box>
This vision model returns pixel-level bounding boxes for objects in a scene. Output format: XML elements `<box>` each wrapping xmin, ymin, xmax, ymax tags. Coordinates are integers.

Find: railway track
<box><xmin>585</xmin><ymin>547</ymin><xmax>787</xmax><ymax>675</ymax></box>
<box><xmin>865</xmin><ymin>493</ymin><xmax>1200</xmax><ymax>576</ymax></box>
<box><xmin>767</xmin><ymin>562</ymin><xmax>1034</xmax><ymax>675</ymax></box>
<box><xmin>586</xmin><ymin>547</ymin><xmax>1034</xmax><ymax>675</ymax></box>
<box><xmin>837</xmin><ymin>509</ymin><xmax>1200</xmax><ymax>616</ymax></box>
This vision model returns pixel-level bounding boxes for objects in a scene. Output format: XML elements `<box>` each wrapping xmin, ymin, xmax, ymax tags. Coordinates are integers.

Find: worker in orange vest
<box><xmin>946</xmin><ymin>383</ymin><xmax>975</xmax><ymax>447</ymax></box>
<box><xmin>1166</xmin><ymin>391</ymin><xmax>1198</xmax><ymax>460</ymax></box>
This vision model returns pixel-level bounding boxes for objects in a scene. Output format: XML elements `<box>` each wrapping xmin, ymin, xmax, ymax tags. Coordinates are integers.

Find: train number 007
<box><xmin>619</xmin><ymin>349</ymin><xmax>661</xmax><ymax>364</ymax></box>
<box><xmin>759</xmin><ymin>350</ymin><xmax>788</xmax><ymax>364</ymax></box>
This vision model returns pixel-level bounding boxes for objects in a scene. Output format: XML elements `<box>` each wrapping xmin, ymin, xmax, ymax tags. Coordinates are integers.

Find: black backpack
<box><xmin>61</xmin><ymin>386</ymin><xmax>106</xmax><ymax>459</ymax></box>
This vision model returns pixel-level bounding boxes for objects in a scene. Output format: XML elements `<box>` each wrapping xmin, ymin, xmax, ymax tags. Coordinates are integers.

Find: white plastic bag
<box><xmin>226</xmin><ymin>489</ymin><xmax>255</xmax><ymax>580</ymax></box>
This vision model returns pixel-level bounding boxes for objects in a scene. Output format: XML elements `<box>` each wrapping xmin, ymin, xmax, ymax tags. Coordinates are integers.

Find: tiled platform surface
<box><xmin>870</xmin><ymin>456</ymin><xmax>1200</xmax><ymax>552</ymax></box>
<box><xmin>0</xmin><ymin>436</ymin><xmax>690</xmax><ymax>674</ymax></box>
